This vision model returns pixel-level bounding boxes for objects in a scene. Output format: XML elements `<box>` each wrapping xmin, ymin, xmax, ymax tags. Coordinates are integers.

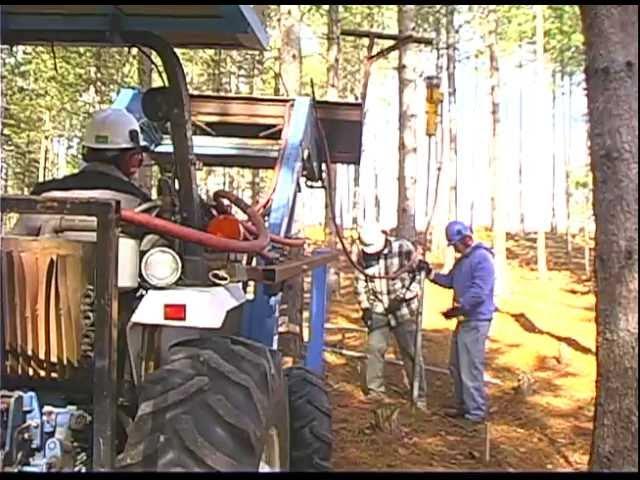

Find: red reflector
<box><xmin>164</xmin><ymin>304</ymin><xmax>186</xmax><ymax>321</ymax></box>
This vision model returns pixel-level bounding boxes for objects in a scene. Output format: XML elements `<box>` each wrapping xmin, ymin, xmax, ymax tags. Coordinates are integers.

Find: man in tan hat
<box><xmin>355</xmin><ymin>222</ymin><xmax>427</xmax><ymax>410</ymax></box>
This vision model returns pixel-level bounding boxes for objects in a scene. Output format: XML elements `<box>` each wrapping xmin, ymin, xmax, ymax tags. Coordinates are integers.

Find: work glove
<box><xmin>415</xmin><ymin>259</ymin><xmax>432</xmax><ymax>276</ymax></box>
<box><xmin>442</xmin><ymin>306</ymin><xmax>463</xmax><ymax>320</ymax></box>
<box><xmin>387</xmin><ymin>298</ymin><xmax>403</xmax><ymax>314</ymax></box>
<box><xmin>361</xmin><ymin>308</ymin><xmax>373</xmax><ymax>329</ymax></box>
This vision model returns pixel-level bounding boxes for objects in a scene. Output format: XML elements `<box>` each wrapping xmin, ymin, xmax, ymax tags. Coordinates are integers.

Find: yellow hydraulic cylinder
<box><xmin>425</xmin><ymin>82</ymin><xmax>443</xmax><ymax>137</ymax></box>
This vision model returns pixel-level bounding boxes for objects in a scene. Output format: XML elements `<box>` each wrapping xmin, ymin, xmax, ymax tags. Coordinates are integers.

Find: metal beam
<box><xmin>190</xmin><ymin>95</ymin><xmax>362</xmax><ymax>125</ymax></box>
<box><xmin>341</xmin><ymin>29</ymin><xmax>434</xmax><ymax>46</ymax></box>
<box><xmin>306</xmin><ymin>249</ymin><xmax>331</xmax><ymax>375</ymax></box>
<box><xmin>245</xmin><ymin>251</ymin><xmax>340</xmax><ymax>284</ymax></box>
<box><xmin>122</xmin><ymin>31</ymin><xmax>206</xmax><ymax>283</ymax></box>
<box><xmin>149</xmin><ymin>94</ymin><xmax>362</xmax><ymax>167</ymax></box>
<box><xmin>0</xmin><ymin>5</ymin><xmax>269</xmax><ymax>50</ymax></box>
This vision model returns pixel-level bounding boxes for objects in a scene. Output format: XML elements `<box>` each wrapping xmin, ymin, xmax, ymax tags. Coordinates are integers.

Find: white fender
<box><xmin>130</xmin><ymin>283</ymin><xmax>246</xmax><ymax>329</ymax></box>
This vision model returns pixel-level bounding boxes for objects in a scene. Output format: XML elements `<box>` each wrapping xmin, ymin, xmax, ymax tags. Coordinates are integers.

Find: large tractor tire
<box><xmin>285</xmin><ymin>366</ymin><xmax>333</xmax><ymax>471</ymax></box>
<box><xmin>117</xmin><ymin>335</ymin><xmax>289</xmax><ymax>471</ymax></box>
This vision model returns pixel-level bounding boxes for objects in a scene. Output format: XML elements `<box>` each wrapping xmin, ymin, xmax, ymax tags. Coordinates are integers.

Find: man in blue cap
<box><xmin>422</xmin><ymin>220</ymin><xmax>495</xmax><ymax>423</ymax></box>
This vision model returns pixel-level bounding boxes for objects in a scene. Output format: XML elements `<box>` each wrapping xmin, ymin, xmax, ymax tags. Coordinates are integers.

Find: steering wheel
<box><xmin>134</xmin><ymin>200</ymin><xmax>162</xmax><ymax>216</ymax></box>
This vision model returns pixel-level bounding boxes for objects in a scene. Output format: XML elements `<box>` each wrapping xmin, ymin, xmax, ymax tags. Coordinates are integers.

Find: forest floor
<box><xmin>321</xmin><ymin>238</ymin><xmax>596</xmax><ymax>471</ymax></box>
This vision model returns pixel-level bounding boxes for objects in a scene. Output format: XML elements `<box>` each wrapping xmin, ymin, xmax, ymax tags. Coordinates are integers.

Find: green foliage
<box><xmin>494</xmin><ymin>5</ymin><xmax>584</xmax><ymax>75</ymax></box>
<box><xmin>543</xmin><ymin>5</ymin><xmax>585</xmax><ymax>76</ymax></box>
<box><xmin>0</xmin><ymin>5</ymin><xmax>587</xmax><ymax>208</ymax></box>
<box><xmin>1</xmin><ymin>45</ymin><xmax>137</xmax><ymax>194</ymax></box>
<box><xmin>569</xmin><ymin>165</ymin><xmax>593</xmax><ymax>221</ymax></box>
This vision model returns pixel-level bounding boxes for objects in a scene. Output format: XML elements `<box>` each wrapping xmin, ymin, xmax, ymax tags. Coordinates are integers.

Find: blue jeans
<box><xmin>449</xmin><ymin>320</ymin><xmax>491</xmax><ymax>420</ymax></box>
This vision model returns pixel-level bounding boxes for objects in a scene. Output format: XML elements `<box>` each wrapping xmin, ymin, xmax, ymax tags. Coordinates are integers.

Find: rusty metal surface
<box><xmin>1</xmin><ymin>237</ymin><xmax>95</xmax><ymax>378</ymax></box>
<box><xmin>150</xmin><ymin>95</ymin><xmax>363</xmax><ymax>167</ymax></box>
<box><xmin>245</xmin><ymin>250</ymin><xmax>341</xmax><ymax>284</ymax></box>
<box><xmin>1</xmin><ymin>195</ymin><xmax>120</xmax><ymax>470</ymax></box>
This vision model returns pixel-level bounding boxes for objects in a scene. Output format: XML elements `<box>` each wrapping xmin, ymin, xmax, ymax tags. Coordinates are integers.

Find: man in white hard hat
<box><xmin>9</xmin><ymin>108</ymin><xmax>154</xmax><ymax>412</ymax></box>
<box><xmin>11</xmin><ymin>108</ymin><xmax>151</xmax><ymax>235</ymax></box>
<box><xmin>355</xmin><ymin>222</ymin><xmax>427</xmax><ymax>410</ymax></box>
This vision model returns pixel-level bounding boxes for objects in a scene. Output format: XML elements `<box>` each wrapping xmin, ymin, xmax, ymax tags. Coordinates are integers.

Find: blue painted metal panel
<box><xmin>112</xmin><ymin>88</ymin><xmax>137</xmax><ymax>110</ymax></box>
<box><xmin>1</xmin><ymin>5</ymin><xmax>268</xmax><ymax>50</ymax></box>
<box><xmin>241</xmin><ymin>285</ymin><xmax>278</xmax><ymax>349</ymax></box>
<box><xmin>112</xmin><ymin>88</ymin><xmax>163</xmax><ymax>149</ymax></box>
<box><xmin>268</xmin><ymin>97</ymin><xmax>312</xmax><ymax>238</ymax></box>
<box><xmin>305</xmin><ymin>249</ymin><xmax>330</xmax><ymax>375</ymax></box>
<box><xmin>241</xmin><ymin>97</ymin><xmax>316</xmax><ymax>346</ymax></box>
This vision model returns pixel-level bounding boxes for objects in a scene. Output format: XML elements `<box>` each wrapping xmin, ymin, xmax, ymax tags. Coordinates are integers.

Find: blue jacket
<box><xmin>432</xmin><ymin>242</ymin><xmax>496</xmax><ymax>321</ymax></box>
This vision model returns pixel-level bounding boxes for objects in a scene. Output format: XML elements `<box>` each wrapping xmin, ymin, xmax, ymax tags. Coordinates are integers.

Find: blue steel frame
<box><xmin>241</xmin><ymin>98</ymin><xmax>313</xmax><ymax>348</ymax></box>
<box><xmin>306</xmin><ymin>249</ymin><xmax>330</xmax><ymax>375</ymax></box>
<box><xmin>239</xmin><ymin>97</ymin><xmax>330</xmax><ymax>374</ymax></box>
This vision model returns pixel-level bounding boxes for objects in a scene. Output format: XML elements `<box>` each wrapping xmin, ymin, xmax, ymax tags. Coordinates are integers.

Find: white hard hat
<box><xmin>82</xmin><ymin>108</ymin><xmax>143</xmax><ymax>150</ymax></box>
<box><xmin>358</xmin><ymin>223</ymin><xmax>386</xmax><ymax>254</ymax></box>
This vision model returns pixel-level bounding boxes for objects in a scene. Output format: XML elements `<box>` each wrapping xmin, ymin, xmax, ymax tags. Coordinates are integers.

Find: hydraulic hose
<box><xmin>241</xmin><ymin>220</ymin><xmax>306</xmax><ymax>248</ymax></box>
<box><xmin>314</xmin><ymin>108</ymin><xmax>418</xmax><ymax>280</ymax></box>
<box><xmin>121</xmin><ymin>191</ymin><xmax>270</xmax><ymax>254</ymax></box>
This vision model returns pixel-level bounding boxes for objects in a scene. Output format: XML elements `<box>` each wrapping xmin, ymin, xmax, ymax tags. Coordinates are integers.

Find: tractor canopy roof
<box><xmin>0</xmin><ymin>5</ymin><xmax>268</xmax><ymax>50</ymax></box>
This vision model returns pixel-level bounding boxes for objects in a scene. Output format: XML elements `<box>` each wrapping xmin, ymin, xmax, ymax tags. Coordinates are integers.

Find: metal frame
<box><xmin>0</xmin><ymin>196</ymin><xmax>120</xmax><ymax>471</ymax></box>
<box><xmin>121</xmin><ymin>31</ymin><xmax>206</xmax><ymax>284</ymax></box>
<box><xmin>115</xmin><ymin>92</ymin><xmax>362</xmax><ymax>168</ymax></box>
<box><xmin>113</xmin><ymin>88</ymin><xmax>357</xmax><ymax>369</ymax></box>
<box><xmin>2</xmin><ymin>5</ymin><xmax>362</xmax><ymax>406</ymax></box>
<box><xmin>0</xmin><ymin>6</ymin><xmax>268</xmax><ymax>50</ymax></box>
<box><xmin>245</xmin><ymin>251</ymin><xmax>339</xmax><ymax>284</ymax></box>
<box><xmin>240</xmin><ymin>98</ymin><xmax>324</xmax><ymax>347</ymax></box>
<box><xmin>305</xmin><ymin>249</ymin><xmax>331</xmax><ymax>375</ymax></box>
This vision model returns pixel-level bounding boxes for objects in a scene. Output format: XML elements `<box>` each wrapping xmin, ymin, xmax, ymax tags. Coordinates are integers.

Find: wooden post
<box><xmin>483</xmin><ymin>422</ymin><xmax>491</xmax><ymax>464</ymax></box>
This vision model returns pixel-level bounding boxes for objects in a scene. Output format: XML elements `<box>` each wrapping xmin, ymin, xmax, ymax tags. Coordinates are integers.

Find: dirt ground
<box><xmin>322</xmin><ymin>257</ymin><xmax>596</xmax><ymax>471</ymax></box>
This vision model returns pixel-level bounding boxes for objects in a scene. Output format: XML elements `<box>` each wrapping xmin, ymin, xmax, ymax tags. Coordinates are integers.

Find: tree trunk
<box><xmin>551</xmin><ymin>70</ymin><xmax>558</xmax><ymax>234</ymax></box>
<box><xmin>564</xmin><ymin>71</ymin><xmax>573</xmax><ymax>256</ymax></box>
<box><xmin>355</xmin><ymin>37</ymin><xmax>375</xmax><ymax>227</ymax></box>
<box><xmin>137</xmin><ymin>48</ymin><xmax>154</xmax><ymax>194</ymax></box>
<box><xmin>38</xmin><ymin>112</ymin><xmax>50</xmax><ymax>183</ymax></box>
<box><xmin>535</xmin><ymin>5</ymin><xmax>548</xmax><ymax>280</ymax></box>
<box><xmin>397</xmin><ymin>5</ymin><xmax>420</xmax><ymax>241</ymax></box>
<box><xmin>488</xmin><ymin>36</ymin><xmax>497</xmax><ymax>233</ymax></box>
<box><xmin>443</xmin><ymin>6</ymin><xmax>458</xmax><ymax>270</ymax></box>
<box><xmin>431</xmin><ymin>16</ymin><xmax>448</xmax><ymax>263</ymax></box>
<box><xmin>469</xmin><ymin>58</ymin><xmax>479</xmax><ymax>230</ymax></box>
<box><xmin>279</xmin><ymin>5</ymin><xmax>301</xmax><ymax>96</ymax></box>
<box><xmin>446</xmin><ymin>6</ymin><xmax>458</xmax><ymax>222</ymax></box>
<box><xmin>518</xmin><ymin>40</ymin><xmax>526</xmax><ymax>234</ymax></box>
<box><xmin>325</xmin><ymin>5</ymin><xmax>340</xmax><ymax>246</ymax></box>
<box><xmin>488</xmin><ymin>9</ymin><xmax>507</xmax><ymax>296</ymax></box>
<box><xmin>581</xmin><ymin>5</ymin><xmax>638</xmax><ymax>471</ymax></box>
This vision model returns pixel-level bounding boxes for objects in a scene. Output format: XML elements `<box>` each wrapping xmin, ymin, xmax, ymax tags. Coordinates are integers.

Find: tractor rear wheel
<box><xmin>117</xmin><ymin>335</ymin><xmax>289</xmax><ymax>471</ymax></box>
<box><xmin>285</xmin><ymin>366</ymin><xmax>333</xmax><ymax>471</ymax></box>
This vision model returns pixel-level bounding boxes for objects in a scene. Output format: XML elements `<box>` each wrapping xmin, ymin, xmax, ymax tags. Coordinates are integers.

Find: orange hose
<box><xmin>121</xmin><ymin>192</ymin><xmax>270</xmax><ymax>253</ymax></box>
<box><xmin>242</xmin><ymin>220</ymin><xmax>306</xmax><ymax>248</ymax></box>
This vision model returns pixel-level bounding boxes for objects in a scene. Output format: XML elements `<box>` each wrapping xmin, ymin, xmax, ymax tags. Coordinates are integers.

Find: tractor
<box><xmin>0</xmin><ymin>5</ymin><xmax>362</xmax><ymax>471</ymax></box>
